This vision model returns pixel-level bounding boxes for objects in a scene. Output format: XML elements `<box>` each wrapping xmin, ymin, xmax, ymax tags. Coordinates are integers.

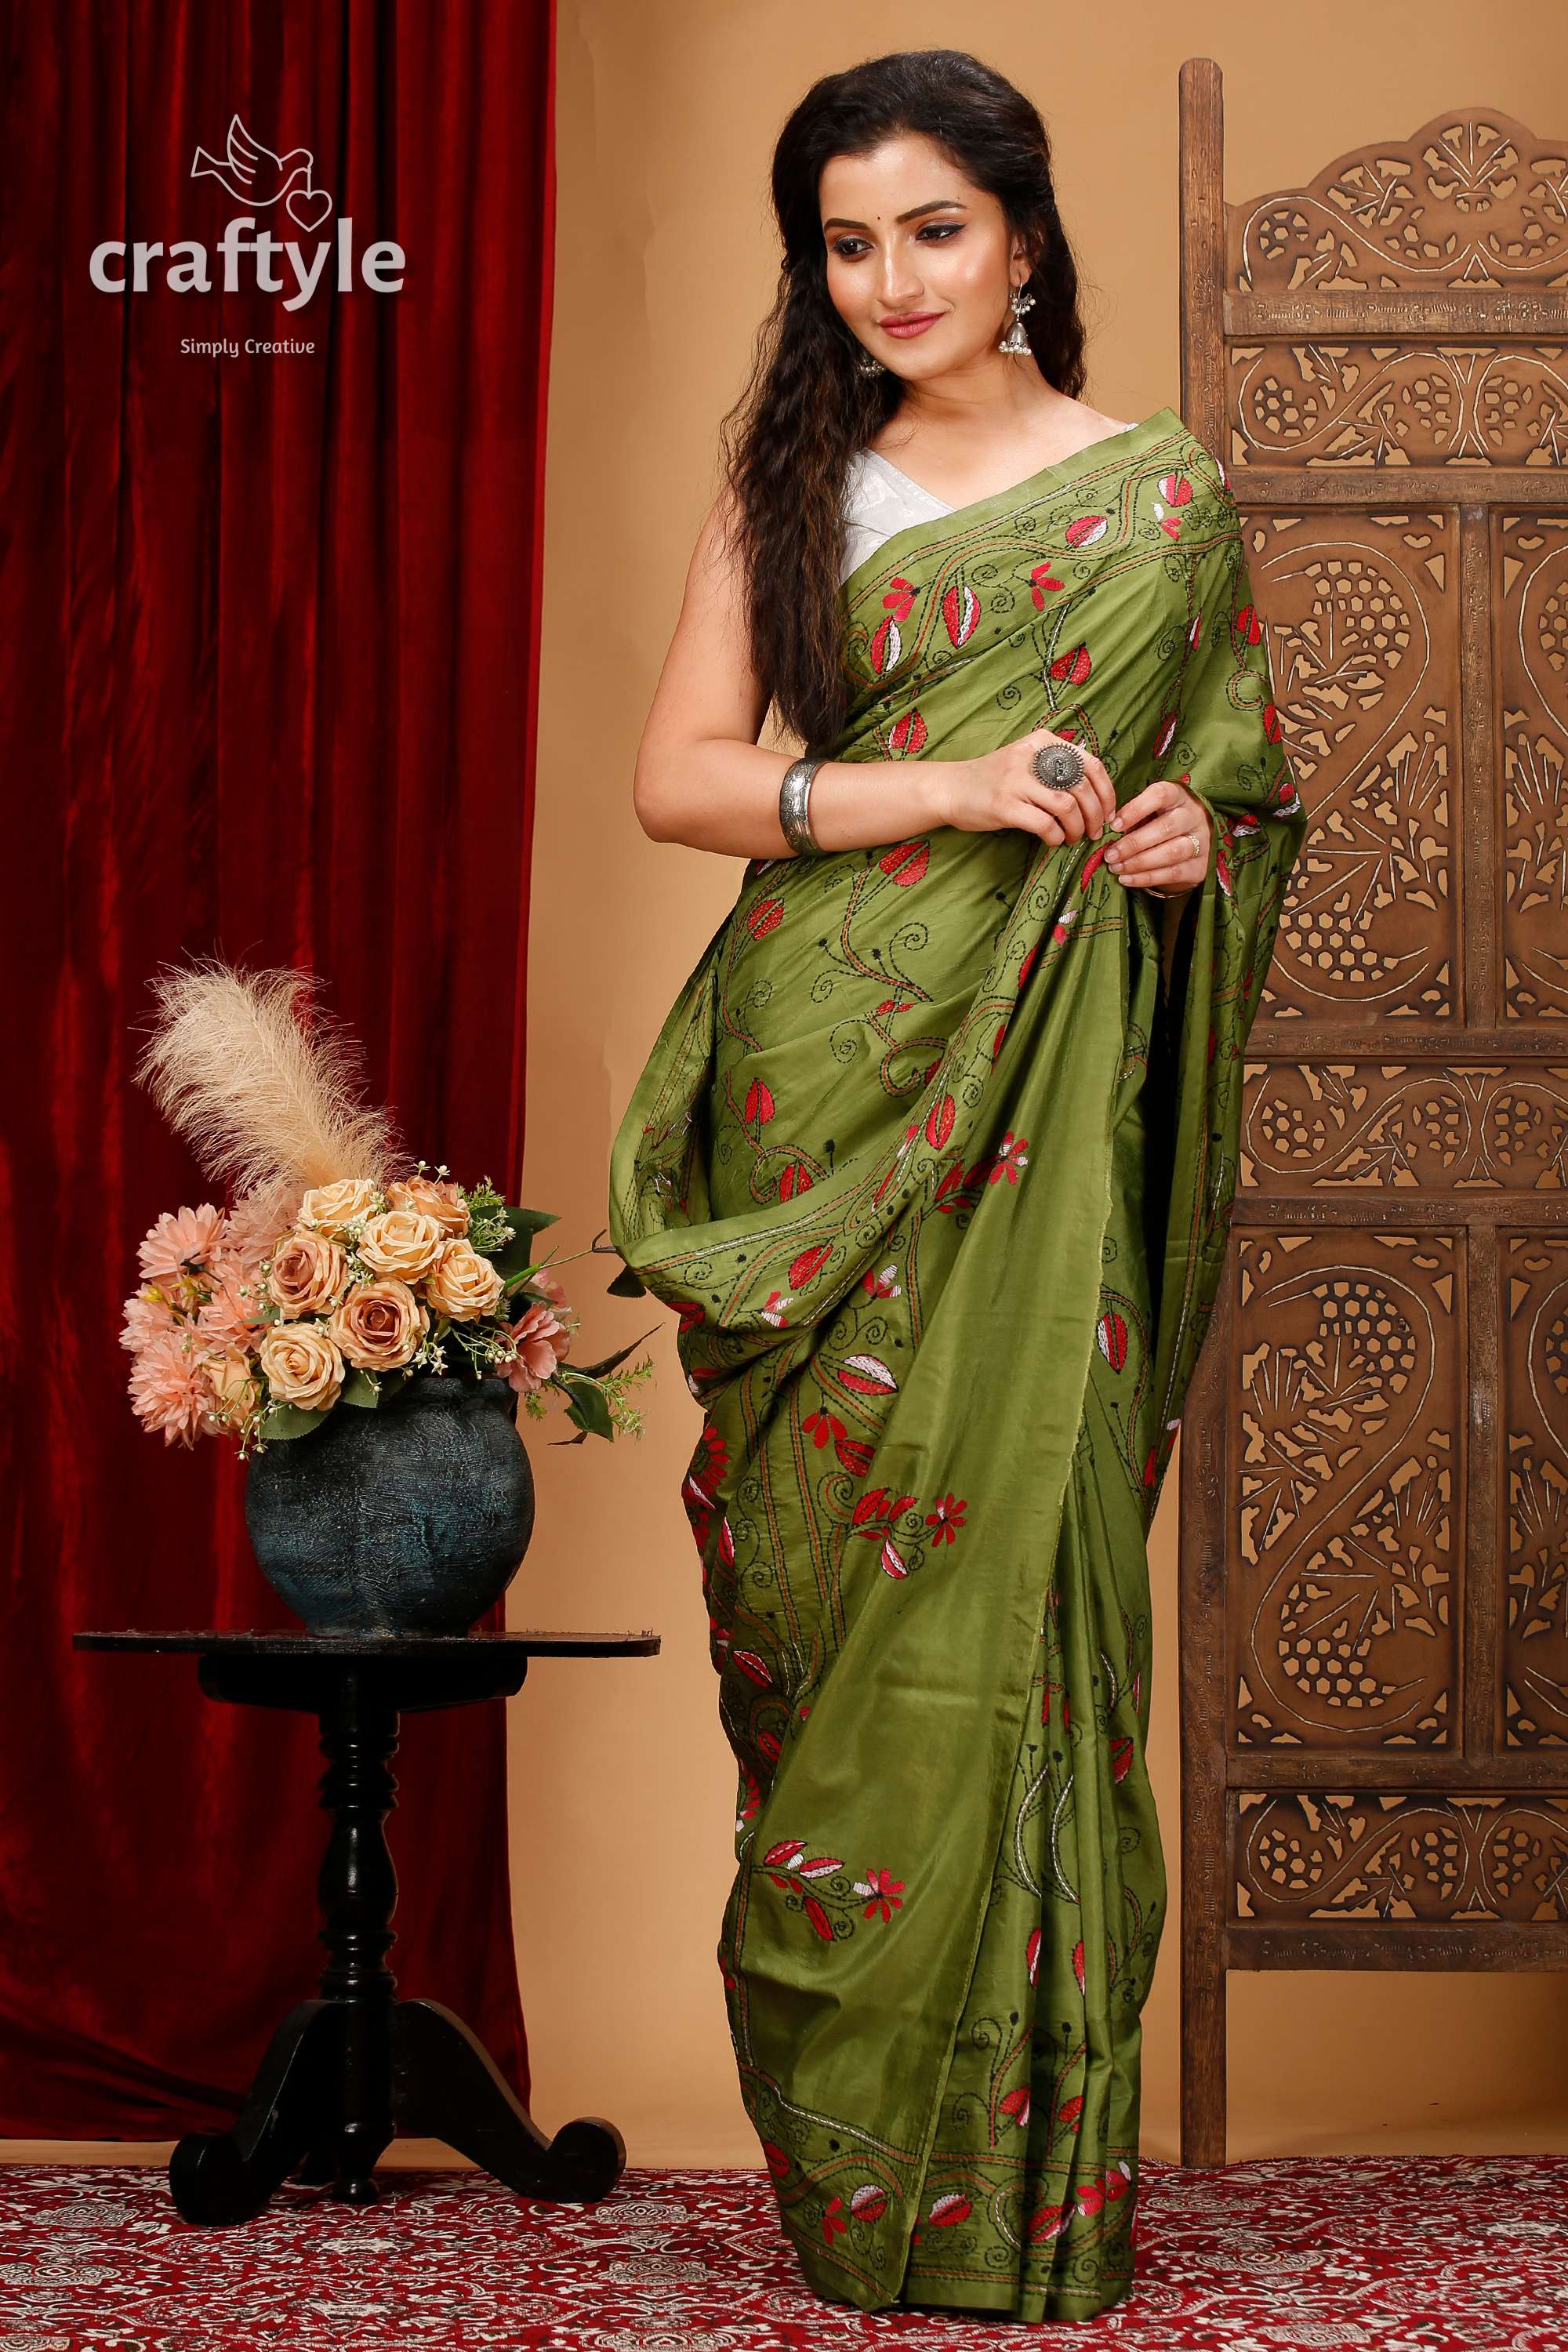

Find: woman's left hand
<box><xmin>1103</xmin><ymin>778</ymin><xmax>1211</xmax><ymax>897</ymax></box>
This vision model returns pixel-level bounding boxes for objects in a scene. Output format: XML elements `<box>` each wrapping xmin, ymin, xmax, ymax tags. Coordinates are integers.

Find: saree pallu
<box><xmin>608</xmin><ymin>405</ymin><xmax>1306</xmax><ymax>2322</ymax></box>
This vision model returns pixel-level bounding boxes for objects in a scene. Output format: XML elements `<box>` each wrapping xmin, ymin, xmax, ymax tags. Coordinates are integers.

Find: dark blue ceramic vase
<box><xmin>244</xmin><ymin>1372</ymin><xmax>535</xmax><ymax>1633</ymax></box>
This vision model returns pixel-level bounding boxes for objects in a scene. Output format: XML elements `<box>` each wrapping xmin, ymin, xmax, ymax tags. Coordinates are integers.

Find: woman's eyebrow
<box><xmin>822</xmin><ymin>198</ymin><xmax>970</xmax><ymax>231</ymax></box>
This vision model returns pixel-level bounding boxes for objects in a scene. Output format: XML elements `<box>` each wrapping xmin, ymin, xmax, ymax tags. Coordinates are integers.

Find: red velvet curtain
<box><xmin>0</xmin><ymin>0</ymin><xmax>554</xmax><ymax>2133</ymax></box>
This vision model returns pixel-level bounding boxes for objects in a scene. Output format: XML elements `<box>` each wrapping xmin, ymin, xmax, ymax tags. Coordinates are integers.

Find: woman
<box><xmin>608</xmin><ymin>48</ymin><xmax>1305</xmax><ymax>2325</ymax></box>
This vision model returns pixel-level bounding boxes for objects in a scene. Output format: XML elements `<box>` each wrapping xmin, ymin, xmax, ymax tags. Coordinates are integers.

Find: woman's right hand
<box><xmin>935</xmin><ymin>724</ymin><xmax>1118</xmax><ymax>845</ymax></box>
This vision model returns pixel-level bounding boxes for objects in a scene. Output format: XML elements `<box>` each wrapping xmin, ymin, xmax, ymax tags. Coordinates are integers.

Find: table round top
<box><xmin>74</xmin><ymin>1628</ymin><xmax>660</xmax><ymax>1658</ymax></box>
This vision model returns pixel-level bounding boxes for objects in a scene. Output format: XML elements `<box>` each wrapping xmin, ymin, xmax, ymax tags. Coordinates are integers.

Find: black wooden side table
<box><xmin>73</xmin><ymin>1628</ymin><xmax>660</xmax><ymax>2227</ymax></box>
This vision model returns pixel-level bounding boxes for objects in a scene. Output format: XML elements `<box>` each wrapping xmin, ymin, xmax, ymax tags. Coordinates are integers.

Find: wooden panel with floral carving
<box><xmin>1503</xmin><ymin>1232</ymin><xmax>1568</xmax><ymax>1748</ymax></box>
<box><xmin>1233</xmin><ymin>1791</ymin><xmax>1568</xmax><ymax>1923</ymax></box>
<box><xmin>1240</xmin><ymin>1062</ymin><xmax>1568</xmax><ymax>1189</ymax></box>
<box><xmin>1235</xmin><ymin>507</ymin><xmax>1457</xmax><ymax>1022</ymax></box>
<box><xmin>1499</xmin><ymin>513</ymin><xmax>1568</xmax><ymax>1020</ymax></box>
<box><xmin>1230</xmin><ymin>1230</ymin><xmax>1460</xmax><ymax>1750</ymax></box>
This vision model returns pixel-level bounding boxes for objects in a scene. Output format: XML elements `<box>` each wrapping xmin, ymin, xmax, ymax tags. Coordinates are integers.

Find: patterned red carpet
<box><xmin>1</xmin><ymin>2154</ymin><xmax>1566</xmax><ymax>2348</ymax></box>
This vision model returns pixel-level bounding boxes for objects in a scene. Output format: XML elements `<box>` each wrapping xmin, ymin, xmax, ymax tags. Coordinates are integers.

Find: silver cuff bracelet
<box><xmin>779</xmin><ymin>755</ymin><xmax>826</xmax><ymax>855</ymax></box>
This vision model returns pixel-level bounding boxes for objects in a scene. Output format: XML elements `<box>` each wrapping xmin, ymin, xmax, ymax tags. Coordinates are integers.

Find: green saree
<box><xmin>608</xmin><ymin>405</ymin><xmax>1305</xmax><ymax>2321</ymax></box>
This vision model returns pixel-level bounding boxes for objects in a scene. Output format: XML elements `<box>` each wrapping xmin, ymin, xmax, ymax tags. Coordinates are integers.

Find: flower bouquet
<box><xmin>121</xmin><ymin>960</ymin><xmax>655</xmax><ymax>1630</ymax></box>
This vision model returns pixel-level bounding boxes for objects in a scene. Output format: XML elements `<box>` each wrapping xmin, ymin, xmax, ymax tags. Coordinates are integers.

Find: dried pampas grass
<box><xmin>134</xmin><ymin>959</ymin><xmax>406</xmax><ymax>1206</ymax></box>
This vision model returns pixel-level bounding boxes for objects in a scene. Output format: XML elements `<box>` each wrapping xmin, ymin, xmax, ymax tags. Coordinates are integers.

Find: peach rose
<box><xmin>357</xmin><ymin>1208</ymin><xmax>445</xmax><ymax>1281</ymax></box>
<box><xmin>266</xmin><ymin>1228</ymin><xmax>350</xmax><ymax>1319</ymax></box>
<box><xmin>201</xmin><ymin>1348</ymin><xmax>263</xmax><ymax>1431</ymax></box>
<box><xmin>259</xmin><ymin>1323</ymin><xmax>345</xmax><ymax>1413</ymax></box>
<box><xmin>423</xmin><ymin>1237</ymin><xmax>506</xmax><ymax>1323</ymax></box>
<box><xmin>327</xmin><ymin>1277</ymin><xmax>428</xmax><ymax>1371</ymax></box>
<box><xmin>299</xmin><ymin>1177</ymin><xmax>380</xmax><ymax>1237</ymax></box>
<box><xmin>387</xmin><ymin>1175</ymin><xmax>470</xmax><ymax>1237</ymax></box>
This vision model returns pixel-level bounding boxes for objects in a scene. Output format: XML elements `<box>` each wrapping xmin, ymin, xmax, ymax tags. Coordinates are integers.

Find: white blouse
<box><xmin>839</xmin><ymin>448</ymin><xmax>953</xmax><ymax>585</ymax></box>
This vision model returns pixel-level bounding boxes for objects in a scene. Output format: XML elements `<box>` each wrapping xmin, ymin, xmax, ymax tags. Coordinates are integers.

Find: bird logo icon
<box><xmin>191</xmin><ymin>115</ymin><xmax>333</xmax><ymax>234</ymax></box>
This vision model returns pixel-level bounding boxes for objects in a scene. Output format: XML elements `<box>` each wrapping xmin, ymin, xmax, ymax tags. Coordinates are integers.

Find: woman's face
<box><xmin>818</xmin><ymin>131</ymin><xmax>1025</xmax><ymax>379</ymax></box>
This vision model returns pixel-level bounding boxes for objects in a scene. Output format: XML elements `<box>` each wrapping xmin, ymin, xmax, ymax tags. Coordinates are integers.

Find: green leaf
<box><xmin>258</xmin><ymin>1401</ymin><xmax>331</xmax><ymax>1442</ymax></box>
<box><xmin>339</xmin><ymin>1368</ymin><xmax>380</xmax><ymax>1409</ymax></box>
<box><xmin>489</xmin><ymin>1206</ymin><xmax>561</xmax><ymax>1279</ymax></box>
<box><xmin>565</xmin><ymin>1325</ymin><xmax>659</xmax><ymax>1381</ymax></box>
<box><xmin>557</xmin><ymin>1368</ymin><xmax>614</xmax><ymax>1441</ymax></box>
<box><xmin>605</xmin><ymin>1259</ymin><xmax>648</xmax><ymax>1298</ymax></box>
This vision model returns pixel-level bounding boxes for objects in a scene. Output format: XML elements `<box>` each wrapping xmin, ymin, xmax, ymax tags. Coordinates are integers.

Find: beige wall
<box><xmin>512</xmin><ymin>0</ymin><xmax>1568</xmax><ymax>2169</ymax></box>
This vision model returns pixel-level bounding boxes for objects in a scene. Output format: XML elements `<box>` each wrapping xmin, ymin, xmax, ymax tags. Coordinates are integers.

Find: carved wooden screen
<box><xmin>1176</xmin><ymin>59</ymin><xmax>1568</xmax><ymax>2165</ymax></box>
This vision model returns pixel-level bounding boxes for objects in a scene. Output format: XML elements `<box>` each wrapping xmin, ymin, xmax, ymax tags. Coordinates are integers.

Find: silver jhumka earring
<box><xmin>998</xmin><ymin>281</ymin><xmax>1035</xmax><ymax>355</ymax></box>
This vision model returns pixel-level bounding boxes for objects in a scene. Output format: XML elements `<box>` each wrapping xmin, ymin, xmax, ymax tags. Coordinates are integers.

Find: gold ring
<box><xmin>1188</xmin><ymin>829</ymin><xmax>1203</xmax><ymax>860</ymax></box>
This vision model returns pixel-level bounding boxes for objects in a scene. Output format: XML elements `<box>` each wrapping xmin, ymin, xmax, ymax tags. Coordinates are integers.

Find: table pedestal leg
<box><xmin>169</xmin><ymin>2000</ymin><xmax>339</xmax><ymax>2224</ymax></box>
<box><xmin>393</xmin><ymin>1996</ymin><xmax>625</xmax><ymax>2200</ymax></box>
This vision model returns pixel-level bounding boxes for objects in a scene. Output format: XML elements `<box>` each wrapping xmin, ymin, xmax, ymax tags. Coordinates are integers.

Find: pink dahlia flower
<box><xmin>137</xmin><ymin>1203</ymin><xmax>224</xmax><ymax>1282</ymax></box>
<box><xmin>500</xmin><ymin>1301</ymin><xmax>571</xmax><ymax>1396</ymax></box>
<box><xmin>119</xmin><ymin>1291</ymin><xmax>179</xmax><ymax>1352</ymax></box>
<box><xmin>127</xmin><ymin>1327</ymin><xmax>212</xmax><ymax>1447</ymax></box>
<box><xmin>197</xmin><ymin>1257</ymin><xmax>267</xmax><ymax>1348</ymax></box>
<box><xmin>223</xmin><ymin>1185</ymin><xmax>303</xmax><ymax>1281</ymax></box>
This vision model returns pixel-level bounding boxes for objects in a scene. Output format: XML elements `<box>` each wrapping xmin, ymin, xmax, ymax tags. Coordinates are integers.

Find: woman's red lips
<box><xmin>880</xmin><ymin>313</ymin><xmax>942</xmax><ymax>337</ymax></box>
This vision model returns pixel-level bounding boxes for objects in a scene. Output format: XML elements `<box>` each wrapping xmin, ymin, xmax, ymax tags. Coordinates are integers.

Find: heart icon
<box><xmin>287</xmin><ymin>185</ymin><xmax>332</xmax><ymax>234</ymax></box>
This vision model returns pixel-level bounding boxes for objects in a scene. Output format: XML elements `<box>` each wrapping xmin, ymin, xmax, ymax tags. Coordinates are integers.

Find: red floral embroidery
<box><xmin>1029</xmin><ymin>561</ymin><xmax>1064</xmax><ymax>606</ymax></box>
<box><xmin>942</xmin><ymin>577</ymin><xmax>980</xmax><ymax>646</ymax></box>
<box><xmin>989</xmin><ymin>1131</ymin><xmax>1029</xmax><ymax>1183</ymax></box>
<box><xmin>856</xmin><ymin>1867</ymin><xmax>906</xmax><ymax>1922</ymax></box>
<box><xmin>1096</xmin><ymin>1310</ymin><xmax>1127</xmax><ymax>1370</ymax></box>
<box><xmin>924</xmin><ymin>1493</ymin><xmax>967</xmax><ymax>1543</ymax></box>
<box><xmin>878</xmin><ymin>838</ymin><xmax>929</xmax><ymax>886</ymax></box>
<box><xmin>925</xmin><ymin>1091</ymin><xmax>956</xmax><ymax>1149</ymax></box>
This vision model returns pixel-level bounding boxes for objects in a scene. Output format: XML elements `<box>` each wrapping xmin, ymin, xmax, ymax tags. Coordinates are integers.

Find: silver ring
<box><xmin>1031</xmin><ymin>742</ymin><xmax>1087</xmax><ymax>792</ymax></box>
<box><xmin>1188</xmin><ymin>828</ymin><xmax>1203</xmax><ymax>859</ymax></box>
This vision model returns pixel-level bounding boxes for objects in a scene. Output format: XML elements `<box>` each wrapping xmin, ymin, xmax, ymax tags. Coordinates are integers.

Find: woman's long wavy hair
<box><xmin>718</xmin><ymin>49</ymin><xmax>1090</xmax><ymax>752</ymax></box>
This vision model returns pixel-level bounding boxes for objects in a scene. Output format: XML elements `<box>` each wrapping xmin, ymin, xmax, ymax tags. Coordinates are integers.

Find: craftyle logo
<box><xmin>191</xmin><ymin>114</ymin><xmax>334</xmax><ymax>235</ymax></box>
<box><xmin>89</xmin><ymin>111</ymin><xmax>405</xmax><ymax>310</ymax></box>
